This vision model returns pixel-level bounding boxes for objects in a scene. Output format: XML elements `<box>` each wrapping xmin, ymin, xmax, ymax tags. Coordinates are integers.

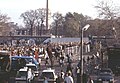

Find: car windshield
<box><xmin>99</xmin><ymin>72</ymin><xmax>112</xmax><ymax>76</ymax></box>
<box><xmin>100</xmin><ymin>70</ymin><xmax>111</xmax><ymax>73</ymax></box>
<box><xmin>12</xmin><ymin>57</ymin><xmax>39</xmax><ymax>65</ymax></box>
<box><xmin>41</xmin><ymin>72</ymin><xmax>54</xmax><ymax>79</ymax></box>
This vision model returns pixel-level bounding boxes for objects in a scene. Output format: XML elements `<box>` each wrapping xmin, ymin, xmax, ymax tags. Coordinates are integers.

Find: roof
<box><xmin>43</xmin><ymin>37</ymin><xmax>89</xmax><ymax>43</ymax></box>
<box><xmin>42</xmin><ymin>68</ymin><xmax>55</xmax><ymax>73</ymax></box>
<box><xmin>11</xmin><ymin>55</ymin><xmax>39</xmax><ymax>65</ymax></box>
<box><xmin>19</xmin><ymin>67</ymin><xmax>28</xmax><ymax>72</ymax></box>
<box><xmin>12</xmin><ymin>55</ymin><xmax>34</xmax><ymax>59</ymax></box>
<box><xmin>26</xmin><ymin>63</ymin><xmax>36</xmax><ymax>66</ymax></box>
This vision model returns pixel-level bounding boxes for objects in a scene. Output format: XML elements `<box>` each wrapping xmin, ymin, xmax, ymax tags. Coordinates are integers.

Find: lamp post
<box><xmin>80</xmin><ymin>24</ymin><xmax>90</xmax><ymax>83</ymax></box>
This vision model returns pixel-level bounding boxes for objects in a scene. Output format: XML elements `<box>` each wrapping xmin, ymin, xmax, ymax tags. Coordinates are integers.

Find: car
<box><xmin>10</xmin><ymin>55</ymin><xmax>40</xmax><ymax>78</ymax></box>
<box><xmin>97</xmin><ymin>72</ymin><xmax>114</xmax><ymax>83</ymax></box>
<box><xmin>97</xmin><ymin>68</ymin><xmax>114</xmax><ymax>83</ymax></box>
<box><xmin>12</xmin><ymin>56</ymin><xmax>39</xmax><ymax>66</ymax></box>
<box><xmin>11</xmin><ymin>56</ymin><xmax>39</xmax><ymax>71</ymax></box>
<box><xmin>38</xmin><ymin>68</ymin><xmax>58</xmax><ymax>83</ymax></box>
<box><xmin>15</xmin><ymin>67</ymin><xmax>33</xmax><ymax>83</ymax></box>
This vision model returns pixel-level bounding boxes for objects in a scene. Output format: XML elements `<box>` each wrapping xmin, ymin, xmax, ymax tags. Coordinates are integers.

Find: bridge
<box><xmin>0</xmin><ymin>35</ymin><xmax>51</xmax><ymax>44</ymax></box>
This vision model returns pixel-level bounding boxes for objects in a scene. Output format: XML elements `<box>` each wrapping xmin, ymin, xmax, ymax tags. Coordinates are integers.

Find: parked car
<box><xmin>38</xmin><ymin>68</ymin><xmax>57</xmax><ymax>83</ymax></box>
<box><xmin>10</xmin><ymin>55</ymin><xmax>39</xmax><ymax>77</ymax></box>
<box><xmin>97</xmin><ymin>68</ymin><xmax>114</xmax><ymax>83</ymax></box>
<box><xmin>11</xmin><ymin>56</ymin><xmax>39</xmax><ymax>71</ymax></box>
<box><xmin>15</xmin><ymin>67</ymin><xmax>34</xmax><ymax>83</ymax></box>
<box><xmin>97</xmin><ymin>72</ymin><xmax>114</xmax><ymax>83</ymax></box>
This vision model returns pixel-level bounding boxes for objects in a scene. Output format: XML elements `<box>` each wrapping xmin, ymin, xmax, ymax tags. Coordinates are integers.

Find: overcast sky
<box><xmin>0</xmin><ymin>0</ymin><xmax>119</xmax><ymax>25</ymax></box>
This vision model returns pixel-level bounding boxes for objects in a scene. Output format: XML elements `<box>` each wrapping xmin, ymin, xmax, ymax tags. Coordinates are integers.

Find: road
<box><xmin>10</xmin><ymin>53</ymin><xmax>120</xmax><ymax>83</ymax></box>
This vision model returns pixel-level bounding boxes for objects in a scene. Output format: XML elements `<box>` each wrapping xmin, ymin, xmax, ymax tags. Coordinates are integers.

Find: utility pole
<box><xmin>46</xmin><ymin>0</ymin><xmax>48</xmax><ymax>29</ymax></box>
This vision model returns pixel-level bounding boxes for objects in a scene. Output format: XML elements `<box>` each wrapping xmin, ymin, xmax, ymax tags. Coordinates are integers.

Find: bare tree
<box><xmin>20</xmin><ymin>10</ymin><xmax>36</xmax><ymax>36</ymax></box>
<box><xmin>51</xmin><ymin>12</ymin><xmax>91</xmax><ymax>37</ymax></box>
<box><xmin>20</xmin><ymin>8</ymin><xmax>51</xmax><ymax>36</ymax></box>
<box><xmin>95</xmin><ymin>0</ymin><xmax>120</xmax><ymax>20</ymax></box>
<box><xmin>94</xmin><ymin>0</ymin><xmax>120</xmax><ymax>39</ymax></box>
<box><xmin>52</xmin><ymin>12</ymin><xmax>64</xmax><ymax>37</ymax></box>
<box><xmin>0</xmin><ymin>12</ymin><xmax>15</xmax><ymax>36</ymax></box>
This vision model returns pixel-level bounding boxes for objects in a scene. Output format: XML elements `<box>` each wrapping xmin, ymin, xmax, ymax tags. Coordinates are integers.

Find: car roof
<box><xmin>100</xmin><ymin>68</ymin><xmax>112</xmax><ymax>72</ymax></box>
<box><xmin>42</xmin><ymin>68</ymin><xmax>55</xmax><ymax>73</ymax></box>
<box><xmin>12</xmin><ymin>55</ymin><xmax>34</xmax><ymax>58</ymax></box>
<box><xmin>19</xmin><ymin>67</ymin><xmax>28</xmax><ymax>72</ymax></box>
<box><xmin>26</xmin><ymin>63</ymin><xmax>36</xmax><ymax>66</ymax></box>
<box><xmin>100</xmin><ymin>68</ymin><xmax>112</xmax><ymax>70</ymax></box>
<box><xmin>11</xmin><ymin>55</ymin><xmax>39</xmax><ymax>65</ymax></box>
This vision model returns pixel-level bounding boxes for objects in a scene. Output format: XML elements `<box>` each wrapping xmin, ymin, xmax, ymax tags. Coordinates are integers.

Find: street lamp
<box><xmin>80</xmin><ymin>24</ymin><xmax>90</xmax><ymax>83</ymax></box>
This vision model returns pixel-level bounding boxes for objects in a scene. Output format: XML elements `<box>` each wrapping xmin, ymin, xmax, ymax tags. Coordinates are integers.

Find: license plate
<box><xmin>103</xmin><ymin>81</ymin><xmax>109</xmax><ymax>83</ymax></box>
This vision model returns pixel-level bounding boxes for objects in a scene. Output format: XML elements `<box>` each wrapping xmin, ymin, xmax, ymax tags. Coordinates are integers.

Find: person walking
<box><xmin>56</xmin><ymin>73</ymin><xmax>64</xmax><ymax>83</ymax></box>
<box><xmin>46</xmin><ymin>43</ymin><xmax>54</xmax><ymax>67</ymax></box>
<box><xmin>76</xmin><ymin>67</ymin><xmax>81</xmax><ymax>83</ymax></box>
<box><xmin>66</xmin><ymin>64</ymin><xmax>73</xmax><ymax>74</ymax></box>
<box><xmin>27</xmin><ymin>68</ymin><xmax>33</xmax><ymax>83</ymax></box>
<box><xmin>64</xmin><ymin>72</ymin><xmax>74</xmax><ymax>83</ymax></box>
<box><xmin>61</xmin><ymin>70</ymin><xmax>65</xmax><ymax>79</ymax></box>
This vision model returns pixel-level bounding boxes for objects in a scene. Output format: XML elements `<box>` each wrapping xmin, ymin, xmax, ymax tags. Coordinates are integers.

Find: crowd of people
<box><xmin>0</xmin><ymin>40</ymin><xmax>100</xmax><ymax>83</ymax></box>
<box><xmin>55</xmin><ymin>70</ymin><xmax>74</xmax><ymax>83</ymax></box>
<box><xmin>0</xmin><ymin>42</ymin><xmax>79</xmax><ymax>67</ymax></box>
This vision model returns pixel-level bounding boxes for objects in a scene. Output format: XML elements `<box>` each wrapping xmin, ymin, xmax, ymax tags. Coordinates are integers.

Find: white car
<box><xmin>15</xmin><ymin>67</ymin><xmax>34</xmax><ymax>83</ymax></box>
<box><xmin>38</xmin><ymin>68</ymin><xmax>58</xmax><ymax>83</ymax></box>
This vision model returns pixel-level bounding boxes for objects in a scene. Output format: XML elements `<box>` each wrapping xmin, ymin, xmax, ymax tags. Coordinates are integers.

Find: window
<box><xmin>41</xmin><ymin>72</ymin><xmax>54</xmax><ymax>79</ymax></box>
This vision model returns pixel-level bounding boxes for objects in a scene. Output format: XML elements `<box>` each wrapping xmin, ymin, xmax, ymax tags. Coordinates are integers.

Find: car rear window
<box><xmin>99</xmin><ymin>73</ymin><xmax>112</xmax><ymax>76</ymax></box>
<box><xmin>27</xmin><ymin>66</ymin><xmax>37</xmax><ymax>71</ymax></box>
<box><xmin>100</xmin><ymin>69</ymin><xmax>112</xmax><ymax>74</ymax></box>
<box><xmin>40</xmin><ymin>72</ymin><xmax>54</xmax><ymax>79</ymax></box>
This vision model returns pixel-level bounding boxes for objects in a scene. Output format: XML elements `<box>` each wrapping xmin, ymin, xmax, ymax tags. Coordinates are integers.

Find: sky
<box><xmin>0</xmin><ymin>0</ymin><xmax>119</xmax><ymax>25</ymax></box>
